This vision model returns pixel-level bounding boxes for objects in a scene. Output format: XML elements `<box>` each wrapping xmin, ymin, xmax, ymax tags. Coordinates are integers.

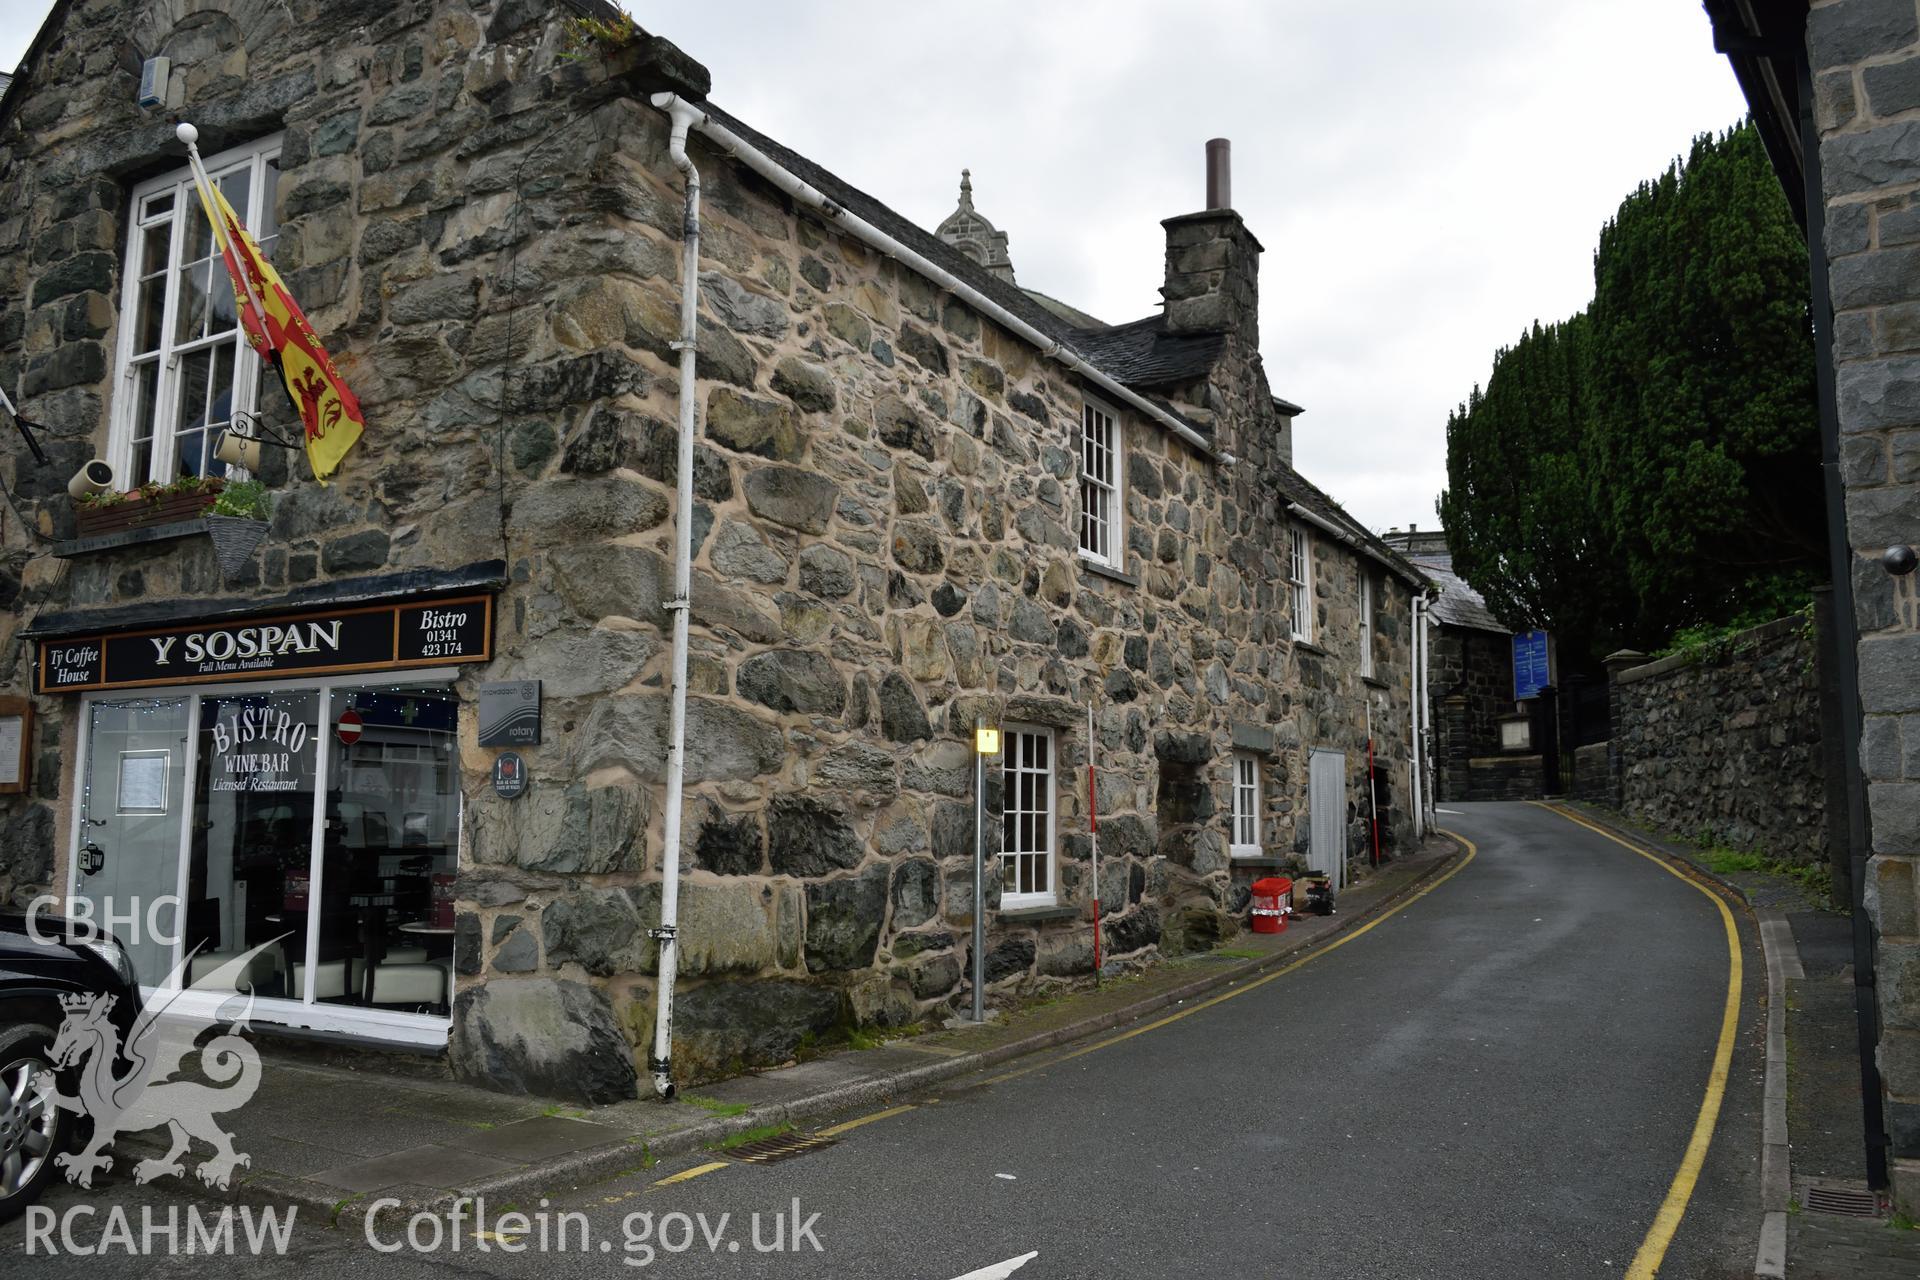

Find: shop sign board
<box><xmin>37</xmin><ymin>595</ymin><xmax>493</xmax><ymax>694</ymax></box>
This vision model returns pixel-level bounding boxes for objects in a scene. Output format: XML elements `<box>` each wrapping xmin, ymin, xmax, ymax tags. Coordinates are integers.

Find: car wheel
<box><xmin>0</xmin><ymin>1023</ymin><xmax>67</xmax><ymax>1223</ymax></box>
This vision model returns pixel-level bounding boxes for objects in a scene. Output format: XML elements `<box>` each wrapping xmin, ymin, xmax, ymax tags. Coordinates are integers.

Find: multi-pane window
<box><xmin>1289</xmin><ymin>526</ymin><xmax>1313</xmax><ymax>643</ymax></box>
<box><xmin>1359</xmin><ymin>571</ymin><xmax>1375</xmax><ymax>676</ymax></box>
<box><xmin>1231</xmin><ymin>753</ymin><xmax>1261</xmax><ymax>857</ymax></box>
<box><xmin>112</xmin><ymin>136</ymin><xmax>282</xmax><ymax>487</ymax></box>
<box><xmin>1000</xmin><ymin>726</ymin><xmax>1055</xmax><ymax>907</ymax></box>
<box><xmin>1078</xmin><ymin>401</ymin><xmax>1120</xmax><ymax>567</ymax></box>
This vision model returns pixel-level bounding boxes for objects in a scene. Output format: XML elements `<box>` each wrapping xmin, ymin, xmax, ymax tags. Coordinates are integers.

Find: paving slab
<box><xmin>443</xmin><ymin>1115</ymin><xmax>626</xmax><ymax>1162</ymax></box>
<box><xmin>308</xmin><ymin>1143</ymin><xmax>521</xmax><ymax>1194</ymax></box>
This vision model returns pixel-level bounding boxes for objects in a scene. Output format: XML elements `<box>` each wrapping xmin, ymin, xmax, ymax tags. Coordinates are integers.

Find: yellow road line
<box><xmin>1536</xmin><ymin>802</ymin><xmax>1744</xmax><ymax>1280</ymax></box>
<box><xmin>817</xmin><ymin>1104</ymin><xmax>917</xmax><ymax>1137</ymax></box>
<box><xmin>971</xmin><ymin>836</ymin><xmax>1479</xmax><ymax>1088</ymax></box>
<box><xmin>652</xmin><ymin>1160</ymin><xmax>730</xmax><ymax>1186</ymax></box>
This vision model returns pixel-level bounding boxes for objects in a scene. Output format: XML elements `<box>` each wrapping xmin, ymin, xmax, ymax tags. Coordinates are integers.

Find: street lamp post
<box><xmin>972</xmin><ymin>720</ymin><xmax>1000</xmax><ymax>1023</ymax></box>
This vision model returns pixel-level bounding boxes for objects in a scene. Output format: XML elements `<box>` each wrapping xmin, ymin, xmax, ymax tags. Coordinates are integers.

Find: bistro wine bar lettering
<box><xmin>35</xmin><ymin>596</ymin><xmax>493</xmax><ymax>693</ymax></box>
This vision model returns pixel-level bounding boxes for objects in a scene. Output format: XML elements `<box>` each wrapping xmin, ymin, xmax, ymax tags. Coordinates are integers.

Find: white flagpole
<box><xmin>177</xmin><ymin>123</ymin><xmax>270</xmax><ymax>334</ymax></box>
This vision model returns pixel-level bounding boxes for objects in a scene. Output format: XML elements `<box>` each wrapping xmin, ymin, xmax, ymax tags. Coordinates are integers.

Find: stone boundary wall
<box><xmin>1568</xmin><ymin>741</ymin><xmax>1610</xmax><ymax>806</ymax></box>
<box><xmin>1610</xmin><ymin>615</ymin><xmax>1825</xmax><ymax>862</ymax></box>
<box><xmin>1464</xmin><ymin>754</ymin><xmax>1539</xmax><ymax>802</ymax></box>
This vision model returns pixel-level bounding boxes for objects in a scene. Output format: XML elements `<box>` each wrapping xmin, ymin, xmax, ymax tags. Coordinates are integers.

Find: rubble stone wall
<box><xmin>0</xmin><ymin>0</ymin><xmax>1416</xmax><ymax>1092</ymax></box>
<box><xmin>1611</xmin><ymin>617</ymin><xmax>1825</xmax><ymax>863</ymax></box>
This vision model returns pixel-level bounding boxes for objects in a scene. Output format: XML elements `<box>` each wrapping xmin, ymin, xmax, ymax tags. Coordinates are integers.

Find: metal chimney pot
<box><xmin>1205</xmin><ymin>138</ymin><xmax>1231</xmax><ymax>210</ymax></box>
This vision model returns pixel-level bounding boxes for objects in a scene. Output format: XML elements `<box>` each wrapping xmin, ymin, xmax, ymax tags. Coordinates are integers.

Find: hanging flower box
<box><xmin>75</xmin><ymin>476</ymin><xmax>224</xmax><ymax>538</ymax></box>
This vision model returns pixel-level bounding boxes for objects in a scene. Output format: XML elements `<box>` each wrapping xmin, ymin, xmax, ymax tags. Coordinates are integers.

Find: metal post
<box><xmin>972</xmin><ymin>718</ymin><xmax>987</xmax><ymax>1023</ymax></box>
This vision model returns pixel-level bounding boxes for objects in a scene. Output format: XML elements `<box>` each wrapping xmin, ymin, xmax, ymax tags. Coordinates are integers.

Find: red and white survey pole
<box><xmin>1088</xmin><ymin>703</ymin><xmax>1102</xmax><ymax>982</ymax></box>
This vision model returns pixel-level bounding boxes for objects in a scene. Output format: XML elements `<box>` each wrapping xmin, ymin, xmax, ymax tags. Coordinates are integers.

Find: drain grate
<box><xmin>726</xmin><ymin>1132</ymin><xmax>838</xmax><ymax>1165</ymax></box>
<box><xmin>1802</xmin><ymin>1181</ymin><xmax>1882</xmax><ymax>1219</ymax></box>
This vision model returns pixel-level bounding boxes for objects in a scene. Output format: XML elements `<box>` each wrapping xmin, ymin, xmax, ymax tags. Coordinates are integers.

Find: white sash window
<box><xmin>110</xmin><ymin>136</ymin><xmax>281</xmax><ymax>487</ymax></box>
<box><xmin>1078</xmin><ymin>400</ymin><xmax>1122</xmax><ymax>567</ymax></box>
<box><xmin>1000</xmin><ymin>725</ymin><xmax>1056</xmax><ymax>908</ymax></box>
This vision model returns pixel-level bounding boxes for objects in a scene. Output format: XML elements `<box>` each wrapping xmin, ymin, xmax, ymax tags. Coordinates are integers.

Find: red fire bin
<box><xmin>1250</xmin><ymin>876</ymin><xmax>1293</xmax><ymax>934</ymax></box>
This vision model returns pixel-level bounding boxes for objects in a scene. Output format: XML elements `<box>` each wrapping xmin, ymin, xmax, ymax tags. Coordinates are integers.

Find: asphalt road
<box><xmin>5</xmin><ymin>801</ymin><xmax>1763</xmax><ymax>1279</ymax></box>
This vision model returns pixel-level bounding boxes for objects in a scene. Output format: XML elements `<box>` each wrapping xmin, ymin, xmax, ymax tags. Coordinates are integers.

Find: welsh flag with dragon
<box><xmin>192</xmin><ymin>177</ymin><xmax>365</xmax><ymax>483</ymax></box>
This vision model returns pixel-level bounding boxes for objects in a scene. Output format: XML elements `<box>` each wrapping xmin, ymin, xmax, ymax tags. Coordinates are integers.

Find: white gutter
<box><xmin>1286</xmin><ymin>501</ymin><xmax>1415</xmax><ymax>584</ymax></box>
<box><xmin>647</xmin><ymin>95</ymin><xmax>1233</xmax><ymax>467</ymax></box>
<box><xmin>646</xmin><ymin>92</ymin><xmax>704</xmax><ymax>1102</ymax></box>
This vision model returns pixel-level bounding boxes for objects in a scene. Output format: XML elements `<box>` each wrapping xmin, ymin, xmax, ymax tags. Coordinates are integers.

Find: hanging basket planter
<box><xmin>204</xmin><ymin>514</ymin><xmax>270</xmax><ymax>578</ymax></box>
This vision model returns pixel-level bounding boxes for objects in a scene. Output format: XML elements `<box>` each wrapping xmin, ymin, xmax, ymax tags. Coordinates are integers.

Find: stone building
<box><xmin>1381</xmin><ymin>526</ymin><xmax>1537</xmax><ymax>803</ymax></box>
<box><xmin>1705</xmin><ymin>0</ymin><xmax>1920</xmax><ymax>1212</ymax></box>
<box><xmin>0</xmin><ymin>0</ymin><xmax>1423</xmax><ymax>1100</ymax></box>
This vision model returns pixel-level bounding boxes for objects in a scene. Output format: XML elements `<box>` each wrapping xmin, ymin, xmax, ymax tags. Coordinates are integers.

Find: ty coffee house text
<box><xmin>36</xmin><ymin>597</ymin><xmax>492</xmax><ymax>693</ymax></box>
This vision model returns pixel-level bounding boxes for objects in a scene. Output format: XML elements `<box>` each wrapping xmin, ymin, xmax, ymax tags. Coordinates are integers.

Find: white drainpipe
<box><xmin>1410</xmin><ymin>594</ymin><xmax>1426</xmax><ymax>838</ymax></box>
<box><xmin>647</xmin><ymin>92</ymin><xmax>704</xmax><ymax>1101</ymax></box>
<box><xmin>1421</xmin><ymin>594</ymin><xmax>1436</xmax><ymax>832</ymax></box>
<box><xmin>646</xmin><ymin>94</ymin><xmax>1233</xmax><ymax>468</ymax></box>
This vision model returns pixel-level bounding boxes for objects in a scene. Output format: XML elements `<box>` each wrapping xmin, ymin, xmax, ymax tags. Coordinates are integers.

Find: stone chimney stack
<box><xmin>1161</xmin><ymin>138</ymin><xmax>1262</xmax><ymax>346</ymax></box>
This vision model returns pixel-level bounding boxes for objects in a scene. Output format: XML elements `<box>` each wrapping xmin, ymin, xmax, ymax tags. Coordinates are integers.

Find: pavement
<box><xmin>2</xmin><ymin>802</ymin><xmax>1786</xmax><ymax>1277</ymax></box>
<box><xmin>1559</xmin><ymin>801</ymin><xmax>1920</xmax><ymax>1278</ymax></box>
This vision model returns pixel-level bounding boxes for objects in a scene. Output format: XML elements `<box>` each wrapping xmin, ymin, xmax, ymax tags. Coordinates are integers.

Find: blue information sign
<box><xmin>1513</xmin><ymin>630</ymin><xmax>1551</xmax><ymax>701</ymax></box>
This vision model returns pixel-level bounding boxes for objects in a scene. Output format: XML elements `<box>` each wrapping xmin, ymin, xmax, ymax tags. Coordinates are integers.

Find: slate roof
<box><xmin>1068</xmin><ymin>314</ymin><xmax>1228</xmax><ymax>390</ymax></box>
<box><xmin>664</xmin><ymin>99</ymin><xmax>1430</xmax><ymax>585</ymax></box>
<box><xmin>1021</xmin><ymin>288</ymin><xmax>1106</xmax><ymax>330</ymax></box>
<box><xmin>1405</xmin><ymin>555</ymin><xmax>1506</xmax><ymax>633</ymax></box>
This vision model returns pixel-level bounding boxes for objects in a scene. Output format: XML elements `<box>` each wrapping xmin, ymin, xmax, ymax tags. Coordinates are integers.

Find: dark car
<box><xmin>0</xmin><ymin>911</ymin><xmax>142</xmax><ymax>1221</ymax></box>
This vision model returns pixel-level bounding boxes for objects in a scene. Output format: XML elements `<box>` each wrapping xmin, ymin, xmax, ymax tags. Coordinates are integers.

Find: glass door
<box><xmin>184</xmin><ymin>689</ymin><xmax>320</xmax><ymax>1000</ymax></box>
<box><xmin>74</xmin><ymin>698</ymin><xmax>193</xmax><ymax>986</ymax></box>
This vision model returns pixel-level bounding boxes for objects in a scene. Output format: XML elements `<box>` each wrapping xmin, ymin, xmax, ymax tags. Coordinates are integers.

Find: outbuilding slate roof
<box><xmin>1405</xmin><ymin>554</ymin><xmax>1507</xmax><ymax>633</ymax></box>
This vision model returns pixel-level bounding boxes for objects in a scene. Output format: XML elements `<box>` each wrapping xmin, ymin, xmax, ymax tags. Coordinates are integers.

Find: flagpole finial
<box><xmin>176</xmin><ymin>122</ymin><xmax>198</xmax><ymax>146</ymax></box>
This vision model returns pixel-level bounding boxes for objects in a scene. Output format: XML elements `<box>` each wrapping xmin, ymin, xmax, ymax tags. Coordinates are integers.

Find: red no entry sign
<box><xmin>336</xmin><ymin>708</ymin><xmax>364</xmax><ymax>745</ymax></box>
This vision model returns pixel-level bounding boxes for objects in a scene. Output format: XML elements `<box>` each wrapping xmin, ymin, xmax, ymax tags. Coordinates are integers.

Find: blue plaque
<box><xmin>1513</xmin><ymin>630</ymin><xmax>1551</xmax><ymax>701</ymax></box>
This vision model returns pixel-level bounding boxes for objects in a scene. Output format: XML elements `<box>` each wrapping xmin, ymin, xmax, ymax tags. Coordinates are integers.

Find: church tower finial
<box><xmin>936</xmin><ymin>168</ymin><xmax>1015</xmax><ymax>284</ymax></box>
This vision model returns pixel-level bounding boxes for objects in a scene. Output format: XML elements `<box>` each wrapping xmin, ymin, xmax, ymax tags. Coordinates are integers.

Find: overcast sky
<box><xmin>2</xmin><ymin>1</ymin><xmax>1749</xmax><ymax>531</ymax></box>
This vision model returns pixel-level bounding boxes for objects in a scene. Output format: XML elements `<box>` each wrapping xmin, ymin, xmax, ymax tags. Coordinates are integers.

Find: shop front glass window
<box><xmin>312</xmin><ymin>683</ymin><xmax>460</xmax><ymax>1013</ymax></box>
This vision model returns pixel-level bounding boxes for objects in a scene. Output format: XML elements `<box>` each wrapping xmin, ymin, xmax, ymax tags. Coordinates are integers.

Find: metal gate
<box><xmin>1309</xmin><ymin>748</ymin><xmax>1347</xmax><ymax>890</ymax></box>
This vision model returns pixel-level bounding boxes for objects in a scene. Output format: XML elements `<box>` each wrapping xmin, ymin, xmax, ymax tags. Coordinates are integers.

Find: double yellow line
<box><xmin>1537</xmin><ymin>803</ymin><xmax>1745</xmax><ymax>1280</ymax></box>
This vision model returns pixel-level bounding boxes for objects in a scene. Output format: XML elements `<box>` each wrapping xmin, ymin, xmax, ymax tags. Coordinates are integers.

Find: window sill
<box><xmin>1229</xmin><ymin>846</ymin><xmax>1265</xmax><ymax>861</ymax></box>
<box><xmin>1078</xmin><ymin>555</ymin><xmax>1138</xmax><ymax>588</ymax></box>
<box><xmin>997</xmin><ymin>902</ymin><xmax>1076</xmax><ymax>923</ymax></box>
<box><xmin>1230</xmin><ymin>855</ymin><xmax>1293</xmax><ymax>870</ymax></box>
<box><xmin>1361</xmin><ymin>674</ymin><xmax>1390</xmax><ymax>690</ymax></box>
<box><xmin>1292</xmin><ymin>638</ymin><xmax>1328</xmax><ymax>657</ymax></box>
<box><xmin>53</xmin><ymin>518</ymin><xmax>208</xmax><ymax>559</ymax></box>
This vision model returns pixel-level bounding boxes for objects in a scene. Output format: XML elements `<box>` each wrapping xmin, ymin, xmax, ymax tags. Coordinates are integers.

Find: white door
<box><xmin>1308</xmin><ymin>748</ymin><xmax>1347</xmax><ymax>891</ymax></box>
<box><xmin>72</xmin><ymin>697</ymin><xmax>193</xmax><ymax>985</ymax></box>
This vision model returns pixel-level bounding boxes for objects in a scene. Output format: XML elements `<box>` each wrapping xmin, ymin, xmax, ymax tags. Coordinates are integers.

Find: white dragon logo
<box><xmin>42</xmin><ymin>940</ymin><xmax>279</xmax><ymax>1190</ymax></box>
